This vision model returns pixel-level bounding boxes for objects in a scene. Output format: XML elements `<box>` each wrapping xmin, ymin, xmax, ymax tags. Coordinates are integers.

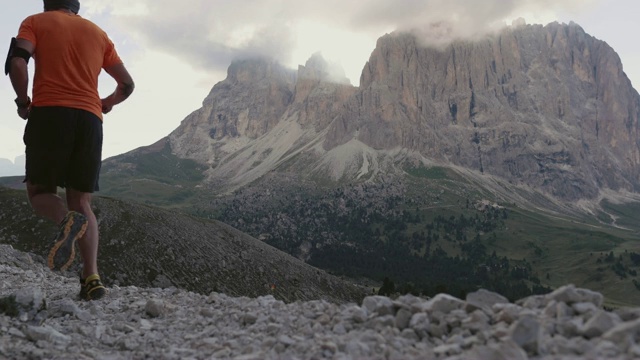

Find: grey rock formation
<box><xmin>342</xmin><ymin>23</ymin><xmax>640</xmax><ymax>200</ymax></box>
<box><xmin>2</xmin><ymin>244</ymin><xmax>640</xmax><ymax>359</ymax></box>
<box><xmin>167</xmin><ymin>58</ymin><xmax>297</xmax><ymax>187</ymax></box>
<box><xmin>325</xmin><ymin>23</ymin><xmax>640</xmax><ymax>199</ymax></box>
<box><xmin>154</xmin><ymin>22</ymin><xmax>640</xmax><ymax>201</ymax></box>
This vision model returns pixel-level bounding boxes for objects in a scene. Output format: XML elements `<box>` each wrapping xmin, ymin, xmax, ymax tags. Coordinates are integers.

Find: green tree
<box><xmin>378</xmin><ymin>277</ymin><xmax>396</xmax><ymax>296</ymax></box>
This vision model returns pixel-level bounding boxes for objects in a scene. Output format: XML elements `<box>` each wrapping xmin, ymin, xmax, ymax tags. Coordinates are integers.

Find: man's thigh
<box><xmin>66</xmin><ymin>110</ymin><xmax>103</xmax><ymax>193</ymax></box>
<box><xmin>23</xmin><ymin>106</ymin><xmax>76</xmax><ymax>189</ymax></box>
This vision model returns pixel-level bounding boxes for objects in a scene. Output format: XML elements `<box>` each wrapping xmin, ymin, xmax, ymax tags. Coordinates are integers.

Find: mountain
<box><xmin>340</xmin><ymin>22</ymin><xmax>640</xmax><ymax>200</ymax></box>
<box><xmin>0</xmin><ymin>186</ymin><xmax>367</xmax><ymax>304</ymax></box>
<box><xmin>107</xmin><ymin>21</ymin><xmax>640</xmax><ymax>202</ymax></box>
<box><xmin>98</xmin><ymin>21</ymin><xmax>640</xmax><ymax>306</ymax></box>
<box><xmin>0</xmin><ymin>155</ymin><xmax>25</xmax><ymax>177</ymax></box>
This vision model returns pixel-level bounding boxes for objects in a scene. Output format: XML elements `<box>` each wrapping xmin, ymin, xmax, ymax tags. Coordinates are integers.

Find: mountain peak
<box><xmin>225</xmin><ymin>57</ymin><xmax>295</xmax><ymax>84</ymax></box>
<box><xmin>298</xmin><ymin>52</ymin><xmax>351</xmax><ymax>85</ymax></box>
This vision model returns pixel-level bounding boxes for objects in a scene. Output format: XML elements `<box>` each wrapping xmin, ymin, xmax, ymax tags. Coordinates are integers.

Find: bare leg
<box><xmin>66</xmin><ymin>188</ymin><xmax>99</xmax><ymax>279</ymax></box>
<box><xmin>26</xmin><ymin>182</ymin><xmax>66</xmax><ymax>224</ymax></box>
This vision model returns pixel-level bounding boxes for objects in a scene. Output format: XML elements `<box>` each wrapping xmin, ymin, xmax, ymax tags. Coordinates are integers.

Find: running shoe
<box><xmin>47</xmin><ymin>211</ymin><xmax>88</xmax><ymax>271</ymax></box>
<box><xmin>79</xmin><ymin>274</ymin><xmax>107</xmax><ymax>301</ymax></box>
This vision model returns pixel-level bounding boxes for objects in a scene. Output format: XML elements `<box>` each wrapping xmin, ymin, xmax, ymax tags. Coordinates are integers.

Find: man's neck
<box><xmin>47</xmin><ymin>9</ymin><xmax>74</xmax><ymax>14</ymax></box>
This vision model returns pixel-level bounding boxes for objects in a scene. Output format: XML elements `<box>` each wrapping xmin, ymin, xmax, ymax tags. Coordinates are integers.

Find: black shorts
<box><xmin>23</xmin><ymin>106</ymin><xmax>103</xmax><ymax>193</ymax></box>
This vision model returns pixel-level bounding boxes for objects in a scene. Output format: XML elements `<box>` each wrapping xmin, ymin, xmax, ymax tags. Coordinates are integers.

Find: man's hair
<box><xmin>43</xmin><ymin>0</ymin><xmax>80</xmax><ymax>14</ymax></box>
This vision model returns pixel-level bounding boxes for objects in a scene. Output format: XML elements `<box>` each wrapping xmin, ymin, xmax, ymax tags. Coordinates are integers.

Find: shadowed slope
<box><xmin>0</xmin><ymin>186</ymin><xmax>367</xmax><ymax>304</ymax></box>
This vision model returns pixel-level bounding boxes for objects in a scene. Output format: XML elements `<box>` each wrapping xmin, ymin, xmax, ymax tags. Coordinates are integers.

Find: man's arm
<box><xmin>101</xmin><ymin>63</ymin><xmax>134</xmax><ymax>114</ymax></box>
<box><xmin>8</xmin><ymin>39</ymin><xmax>34</xmax><ymax>119</ymax></box>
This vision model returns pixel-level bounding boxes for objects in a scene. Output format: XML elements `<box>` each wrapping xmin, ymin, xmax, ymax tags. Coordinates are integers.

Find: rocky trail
<box><xmin>1</xmin><ymin>244</ymin><xmax>639</xmax><ymax>359</ymax></box>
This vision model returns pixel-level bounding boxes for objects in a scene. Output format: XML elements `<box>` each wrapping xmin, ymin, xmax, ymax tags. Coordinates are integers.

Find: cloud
<box><xmin>81</xmin><ymin>0</ymin><xmax>598</xmax><ymax>75</ymax></box>
<box><xmin>348</xmin><ymin>0</ymin><xmax>598</xmax><ymax>46</ymax></box>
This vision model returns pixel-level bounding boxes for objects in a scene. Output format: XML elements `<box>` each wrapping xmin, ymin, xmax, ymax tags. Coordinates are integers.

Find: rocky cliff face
<box><xmin>160</xmin><ymin>22</ymin><xmax>640</xmax><ymax>201</ymax></box>
<box><xmin>169</xmin><ymin>59</ymin><xmax>296</xmax><ymax>165</ymax></box>
<box><xmin>328</xmin><ymin>22</ymin><xmax>640</xmax><ymax>199</ymax></box>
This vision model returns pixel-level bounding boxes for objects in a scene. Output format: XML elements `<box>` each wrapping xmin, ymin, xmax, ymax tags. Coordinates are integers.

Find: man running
<box><xmin>6</xmin><ymin>0</ymin><xmax>134</xmax><ymax>300</ymax></box>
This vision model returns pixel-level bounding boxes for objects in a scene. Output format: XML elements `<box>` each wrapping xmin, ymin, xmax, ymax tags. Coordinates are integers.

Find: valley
<box><xmin>95</xmin><ymin>160</ymin><xmax>640</xmax><ymax>307</ymax></box>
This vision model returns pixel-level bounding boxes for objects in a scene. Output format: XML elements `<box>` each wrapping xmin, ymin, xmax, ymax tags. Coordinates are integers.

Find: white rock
<box><xmin>14</xmin><ymin>287</ymin><xmax>45</xmax><ymax>312</ymax></box>
<box><xmin>591</xmin><ymin>339</ymin><xmax>621</xmax><ymax>358</ymax></box>
<box><xmin>509</xmin><ymin>315</ymin><xmax>540</xmax><ymax>354</ymax></box>
<box><xmin>394</xmin><ymin>308</ymin><xmax>412</xmax><ymax>330</ymax></box>
<box><xmin>572</xmin><ymin>301</ymin><xmax>597</xmax><ymax>315</ymax></box>
<box><xmin>393</xmin><ymin>294</ymin><xmax>423</xmax><ymax>309</ymax></box>
<box><xmin>25</xmin><ymin>325</ymin><xmax>71</xmax><ymax>344</ymax></box>
<box><xmin>493</xmin><ymin>303</ymin><xmax>522</xmax><ymax>324</ymax></box>
<box><xmin>546</xmin><ymin>284</ymin><xmax>603</xmax><ymax>307</ymax></box>
<box><xmin>361</xmin><ymin>296</ymin><xmax>394</xmax><ymax>316</ymax></box>
<box><xmin>340</xmin><ymin>304</ymin><xmax>368</xmax><ymax>323</ymax></box>
<box><xmin>461</xmin><ymin>309</ymin><xmax>490</xmax><ymax>332</ymax></box>
<box><xmin>580</xmin><ymin>310</ymin><xmax>621</xmax><ymax>339</ymax></box>
<box><xmin>145</xmin><ymin>299</ymin><xmax>165</xmax><ymax>318</ymax></box>
<box><xmin>409</xmin><ymin>312</ymin><xmax>430</xmax><ymax>339</ymax></box>
<box><xmin>423</xmin><ymin>294</ymin><xmax>465</xmax><ymax>314</ymax></box>
<box><xmin>467</xmin><ymin>340</ymin><xmax>528</xmax><ymax>360</ymax></box>
<box><xmin>554</xmin><ymin>301</ymin><xmax>573</xmax><ymax>319</ymax></box>
<box><xmin>517</xmin><ymin>294</ymin><xmax>546</xmax><ymax>309</ymax></box>
<box><xmin>332</xmin><ymin>322</ymin><xmax>347</xmax><ymax>335</ymax></box>
<box><xmin>558</xmin><ymin>317</ymin><xmax>583</xmax><ymax>338</ymax></box>
<box><xmin>400</xmin><ymin>328</ymin><xmax>419</xmax><ymax>341</ymax></box>
<box><xmin>8</xmin><ymin>327</ymin><xmax>25</xmax><ymax>338</ymax></box>
<box><xmin>434</xmin><ymin>343</ymin><xmax>462</xmax><ymax>357</ymax></box>
<box><xmin>58</xmin><ymin>299</ymin><xmax>80</xmax><ymax>315</ymax></box>
<box><xmin>602</xmin><ymin>318</ymin><xmax>640</xmax><ymax>344</ymax></box>
<box><xmin>466</xmin><ymin>289</ymin><xmax>509</xmax><ymax>314</ymax></box>
<box><xmin>277</xmin><ymin>334</ymin><xmax>296</xmax><ymax>346</ymax></box>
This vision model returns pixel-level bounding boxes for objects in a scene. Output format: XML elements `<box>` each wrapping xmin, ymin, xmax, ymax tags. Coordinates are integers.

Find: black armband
<box><xmin>120</xmin><ymin>82</ymin><xmax>135</xmax><ymax>98</ymax></box>
<box><xmin>5</xmin><ymin>37</ymin><xmax>31</xmax><ymax>76</ymax></box>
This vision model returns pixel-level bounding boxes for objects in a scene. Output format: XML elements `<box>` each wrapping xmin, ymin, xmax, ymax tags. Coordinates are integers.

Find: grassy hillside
<box><xmin>198</xmin><ymin>166</ymin><xmax>640</xmax><ymax>307</ymax></box>
<box><xmin>85</xmin><ymin>159</ymin><xmax>640</xmax><ymax>307</ymax></box>
<box><xmin>488</xmin><ymin>208</ymin><xmax>639</xmax><ymax>308</ymax></box>
<box><xmin>408</xmin><ymin>168</ymin><xmax>640</xmax><ymax>307</ymax></box>
<box><xmin>0</xmin><ymin>186</ymin><xmax>367</xmax><ymax>304</ymax></box>
<box><xmin>100</xmin><ymin>139</ymin><xmax>206</xmax><ymax>208</ymax></box>
<box><xmin>0</xmin><ymin>176</ymin><xmax>23</xmax><ymax>190</ymax></box>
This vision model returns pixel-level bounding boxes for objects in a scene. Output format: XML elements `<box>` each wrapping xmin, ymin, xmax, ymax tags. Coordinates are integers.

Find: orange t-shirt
<box><xmin>17</xmin><ymin>11</ymin><xmax>123</xmax><ymax>120</ymax></box>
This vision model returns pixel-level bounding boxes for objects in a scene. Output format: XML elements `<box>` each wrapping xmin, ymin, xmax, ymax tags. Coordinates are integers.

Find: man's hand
<box><xmin>15</xmin><ymin>96</ymin><xmax>31</xmax><ymax>120</ymax></box>
<box><xmin>102</xmin><ymin>63</ymin><xmax>135</xmax><ymax>114</ymax></box>
<box><xmin>101</xmin><ymin>96</ymin><xmax>115</xmax><ymax>114</ymax></box>
<box><xmin>17</xmin><ymin>105</ymin><xmax>30</xmax><ymax>120</ymax></box>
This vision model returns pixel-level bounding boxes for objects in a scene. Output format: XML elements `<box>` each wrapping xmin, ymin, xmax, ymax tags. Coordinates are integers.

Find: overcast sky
<box><xmin>1</xmin><ymin>0</ymin><xmax>639</xmax><ymax>175</ymax></box>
